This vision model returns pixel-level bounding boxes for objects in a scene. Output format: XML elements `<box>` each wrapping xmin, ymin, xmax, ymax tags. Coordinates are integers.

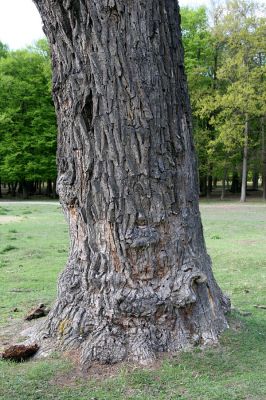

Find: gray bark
<box><xmin>33</xmin><ymin>0</ymin><xmax>229</xmax><ymax>366</ymax></box>
<box><xmin>240</xmin><ymin>115</ymin><xmax>248</xmax><ymax>202</ymax></box>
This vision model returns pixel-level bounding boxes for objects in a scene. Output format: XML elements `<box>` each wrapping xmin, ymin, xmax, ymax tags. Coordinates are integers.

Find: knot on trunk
<box><xmin>169</xmin><ymin>265</ymin><xmax>207</xmax><ymax>307</ymax></box>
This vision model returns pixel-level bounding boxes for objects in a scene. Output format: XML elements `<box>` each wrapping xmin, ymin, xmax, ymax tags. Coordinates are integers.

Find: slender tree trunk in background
<box><xmin>262</xmin><ymin>116</ymin><xmax>266</xmax><ymax>200</ymax></box>
<box><xmin>231</xmin><ymin>171</ymin><xmax>240</xmax><ymax>193</ymax></box>
<box><xmin>33</xmin><ymin>0</ymin><xmax>229</xmax><ymax>365</ymax></box>
<box><xmin>52</xmin><ymin>179</ymin><xmax>57</xmax><ymax>198</ymax></box>
<box><xmin>0</xmin><ymin>178</ymin><xmax>2</xmax><ymax>198</ymax></box>
<box><xmin>46</xmin><ymin>179</ymin><xmax>52</xmax><ymax>196</ymax></box>
<box><xmin>22</xmin><ymin>181</ymin><xmax>29</xmax><ymax>199</ymax></box>
<box><xmin>252</xmin><ymin>171</ymin><xmax>258</xmax><ymax>191</ymax></box>
<box><xmin>207</xmin><ymin>170</ymin><xmax>212</xmax><ymax>199</ymax></box>
<box><xmin>221</xmin><ymin>168</ymin><xmax>226</xmax><ymax>200</ymax></box>
<box><xmin>240</xmin><ymin>115</ymin><xmax>248</xmax><ymax>202</ymax></box>
<box><xmin>200</xmin><ymin>175</ymin><xmax>207</xmax><ymax>197</ymax></box>
<box><xmin>8</xmin><ymin>182</ymin><xmax>18</xmax><ymax>197</ymax></box>
<box><xmin>38</xmin><ymin>181</ymin><xmax>43</xmax><ymax>195</ymax></box>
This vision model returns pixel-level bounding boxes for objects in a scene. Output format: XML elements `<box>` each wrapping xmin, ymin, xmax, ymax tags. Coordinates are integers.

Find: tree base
<box><xmin>30</xmin><ymin>286</ymin><xmax>230</xmax><ymax>366</ymax></box>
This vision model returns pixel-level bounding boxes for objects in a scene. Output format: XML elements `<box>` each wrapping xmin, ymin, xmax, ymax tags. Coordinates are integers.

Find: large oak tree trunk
<box><xmin>33</xmin><ymin>0</ymin><xmax>229</xmax><ymax>365</ymax></box>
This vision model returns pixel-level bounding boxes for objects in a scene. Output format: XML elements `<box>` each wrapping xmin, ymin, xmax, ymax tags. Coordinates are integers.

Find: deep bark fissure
<box><xmin>33</xmin><ymin>0</ymin><xmax>229</xmax><ymax>365</ymax></box>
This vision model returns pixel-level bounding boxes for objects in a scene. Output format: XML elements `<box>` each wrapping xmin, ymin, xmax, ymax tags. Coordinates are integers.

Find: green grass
<box><xmin>0</xmin><ymin>201</ymin><xmax>266</xmax><ymax>400</ymax></box>
<box><xmin>0</xmin><ymin>203</ymin><xmax>68</xmax><ymax>324</ymax></box>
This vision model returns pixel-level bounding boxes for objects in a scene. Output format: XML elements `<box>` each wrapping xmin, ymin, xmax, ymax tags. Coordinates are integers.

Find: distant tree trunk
<box><xmin>22</xmin><ymin>181</ymin><xmax>29</xmax><ymax>199</ymax></box>
<box><xmin>9</xmin><ymin>182</ymin><xmax>18</xmax><ymax>197</ymax></box>
<box><xmin>252</xmin><ymin>171</ymin><xmax>258</xmax><ymax>191</ymax></box>
<box><xmin>46</xmin><ymin>179</ymin><xmax>53</xmax><ymax>196</ymax></box>
<box><xmin>221</xmin><ymin>168</ymin><xmax>226</xmax><ymax>200</ymax></box>
<box><xmin>0</xmin><ymin>178</ymin><xmax>2</xmax><ymax>198</ymax></box>
<box><xmin>200</xmin><ymin>175</ymin><xmax>207</xmax><ymax>196</ymax></box>
<box><xmin>33</xmin><ymin>0</ymin><xmax>229</xmax><ymax>366</ymax></box>
<box><xmin>262</xmin><ymin>116</ymin><xmax>266</xmax><ymax>200</ymax></box>
<box><xmin>240</xmin><ymin>115</ymin><xmax>248</xmax><ymax>202</ymax></box>
<box><xmin>231</xmin><ymin>172</ymin><xmax>240</xmax><ymax>193</ymax></box>
<box><xmin>52</xmin><ymin>178</ymin><xmax>57</xmax><ymax>198</ymax></box>
<box><xmin>38</xmin><ymin>181</ymin><xmax>42</xmax><ymax>195</ymax></box>
<box><xmin>207</xmin><ymin>173</ymin><xmax>213</xmax><ymax>199</ymax></box>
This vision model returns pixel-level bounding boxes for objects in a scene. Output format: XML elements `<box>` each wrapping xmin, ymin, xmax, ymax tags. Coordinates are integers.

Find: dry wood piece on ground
<box><xmin>1</xmin><ymin>344</ymin><xmax>39</xmax><ymax>362</ymax></box>
<box><xmin>25</xmin><ymin>304</ymin><xmax>49</xmax><ymax>320</ymax></box>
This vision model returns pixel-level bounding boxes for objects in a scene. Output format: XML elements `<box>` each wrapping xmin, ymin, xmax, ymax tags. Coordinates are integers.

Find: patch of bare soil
<box><xmin>50</xmin><ymin>350</ymin><xmax>167</xmax><ymax>387</ymax></box>
<box><xmin>236</xmin><ymin>239</ymin><xmax>262</xmax><ymax>246</ymax></box>
<box><xmin>200</xmin><ymin>204</ymin><xmax>264</xmax><ymax>211</ymax></box>
<box><xmin>1</xmin><ymin>318</ymin><xmax>163</xmax><ymax>384</ymax></box>
<box><xmin>0</xmin><ymin>215</ymin><xmax>23</xmax><ymax>224</ymax></box>
<box><xmin>0</xmin><ymin>319</ymin><xmax>33</xmax><ymax>352</ymax></box>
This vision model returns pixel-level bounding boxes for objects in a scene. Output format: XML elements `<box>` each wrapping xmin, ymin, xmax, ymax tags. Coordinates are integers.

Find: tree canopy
<box><xmin>181</xmin><ymin>0</ymin><xmax>266</xmax><ymax>199</ymax></box>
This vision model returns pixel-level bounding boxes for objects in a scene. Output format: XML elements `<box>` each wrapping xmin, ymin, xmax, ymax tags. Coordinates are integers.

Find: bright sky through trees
<box><xmin>0</xmin><ymin>0</ymin><xmax>44</xmax><ymax>49</ymax></box>
<box><xmin>0</xmin><ymin>0</ymin><xmax>211</xmax><ymax>49</ymax></box>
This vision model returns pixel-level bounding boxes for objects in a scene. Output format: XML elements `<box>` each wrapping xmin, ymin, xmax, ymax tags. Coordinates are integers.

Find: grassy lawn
<box><xmin>0</xmin><ymin>201</ymin><xmax>266</xmax><ymax>400</ymax></box>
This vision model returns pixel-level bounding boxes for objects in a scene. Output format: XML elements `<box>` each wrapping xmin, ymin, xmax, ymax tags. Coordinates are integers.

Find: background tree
<box><xmin>181</xmin><ymin>0</ymin><xmax>266</xmax><ymax>200</ymax></box>
<box><xmin>0</xmin><ymin>40</ymin><xmax>57</xmax><ymax>197</ymax></box>
<box><xmin>211</xmin><ymin>0</ymin><xmax>266</xmax><ymax>202</ymax></box>
<box><xmin>181</xmin><ymin>6</ymin><xmax>217</xmax><ymax>196</ymax></box>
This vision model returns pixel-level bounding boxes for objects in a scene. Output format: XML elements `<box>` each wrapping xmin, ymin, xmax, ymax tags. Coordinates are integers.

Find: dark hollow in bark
<box><xmin>33</xmin><ymin>0</ymin><xmax>230</xmax><ymax>365</ymax></box>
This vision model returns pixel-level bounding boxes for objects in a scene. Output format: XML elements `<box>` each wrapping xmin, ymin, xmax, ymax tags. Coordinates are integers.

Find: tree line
<box><xmin>182</xmin><ymin>0</ymin><xmax>266</xmax><ymax>200</ymax></box>
<box><xmin>0</xmin><ymin>40</ymin><xmax>57</xmax><ymax>198</ymax></box>
<box><xmin>0</xmin><ymin>0</ymin><xmax>265</xmax><ymax>200</ymax></box>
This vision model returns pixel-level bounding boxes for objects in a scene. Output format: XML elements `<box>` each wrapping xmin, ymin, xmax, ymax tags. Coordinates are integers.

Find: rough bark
<box><xmin>33</xmin><ymin>0</ymin><xmax>229</xmax><ymax>365</ymax></box>
<box><xmin>240</xmin><ymin>115</ymin><xmax>248</xmax><ymax>202</ymax></box>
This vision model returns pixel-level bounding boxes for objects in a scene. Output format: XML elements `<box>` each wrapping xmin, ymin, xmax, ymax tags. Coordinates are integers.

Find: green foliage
<box><xmin>0</xmin><ymin>41</ymin><xmax>8</xmax><ymax>59</ymax></box>
<box><xmin>0</xmin><ymin>203</ymin><xmax>67</xmax><ymax>325</ymax></box>
<box><xmin>181</xmin><ymin>6</ymin><xmax>213</xmax><ymax>88</ymax></box>
<box><xmin>181</xmin><ymin>0</ymin><xmax>266</xmax><ymax>187</ymax></box>
<box><xmin>0</xmin><ymin>40</ymin><xmax>57</xmax><ymax>187</ymax></box>
<box><xmin>209</xmin><ymin>0</ymin><xmax>266</xmax><ymax>145</ymax></box>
